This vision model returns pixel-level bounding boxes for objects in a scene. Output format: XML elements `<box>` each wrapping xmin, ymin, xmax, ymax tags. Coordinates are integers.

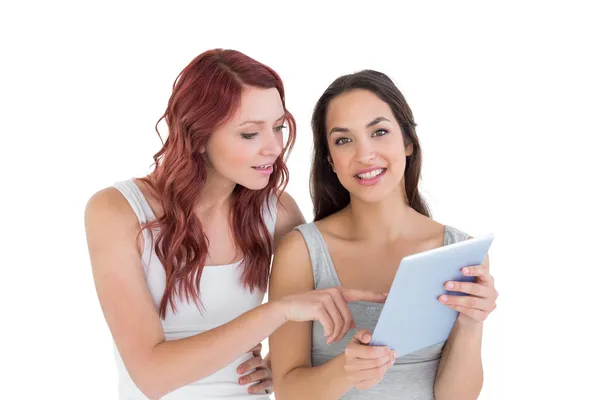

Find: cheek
<box><xmin>390</xmin><ymin>150</ymin><xmax>407</xmax><ymax>166</ymax></box>
<box><xmin>334</xmin><ymin>154</ymin><xmax>359</xmax><ymax>184</ymax></box>
<box><xmin>329</xmin><ymin>150</ymin><xmax>350</xmax><ymax>174</ymax></box>
<box><xmin>386</xmin><ymin>152</ymin><xmax>408</xmax><ymax>180</ymax></box>
<box><xmin>229</xmin><ymin>143</ymin><xmax>256</xmax><ymax>165</ymax></box>
<box><xmin>209</xmin><ymin>138</ymin><xmax>256</xmax><ymax>170</ymax></box>
<box><xmin>380</xmin><ymin>138</ymin><xmax>407</xmax><ymax>168</ymax></box>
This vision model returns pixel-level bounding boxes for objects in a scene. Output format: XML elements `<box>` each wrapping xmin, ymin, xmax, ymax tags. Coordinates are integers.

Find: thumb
<box><xmin>250</xmin><ymin>343</ymin><xmax>262</xmax><ymax>356</ymax></box>
<box><xmin>352</xmin><ymin>329</ymin><xmax>372</xmax><ymax>345</ymax></box>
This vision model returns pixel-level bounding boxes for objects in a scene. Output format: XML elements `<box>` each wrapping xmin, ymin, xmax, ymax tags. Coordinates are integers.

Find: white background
<box><xmin>1</xmin><ymin>1</ymin><xmax>599</xmax><ymax>399</ymax></box>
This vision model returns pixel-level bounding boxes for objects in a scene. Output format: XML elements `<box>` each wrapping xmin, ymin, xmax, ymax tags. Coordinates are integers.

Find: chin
<box><xmin>348</xmin><ymin>184</ymin><xmax>400</xmax><ymax>204</ymax></box>
<box><xmin>351</xmin><ymin>192</ymin><xmax>387</xmax><ymax>204</ymax></box>
<box><xmin>236</xmin><ymin>179</ymin><xmax>270</xmax><ymax>191</ymax></box>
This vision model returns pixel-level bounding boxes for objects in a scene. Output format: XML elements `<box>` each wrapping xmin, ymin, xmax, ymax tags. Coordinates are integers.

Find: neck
<box><xmin>194</xmin><ymin>168</ymin><xmax>237</xmax><ymax>218</ymax></box>
<box><xmin>346</xmin><ymin>183</ymin><xmax>416</xmax><ymax>242</ymax></box>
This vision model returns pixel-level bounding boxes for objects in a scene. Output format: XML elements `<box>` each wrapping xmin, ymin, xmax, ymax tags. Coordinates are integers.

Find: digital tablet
<box><xmin>369</xmin><ymin>233</ymin><xmax>494</xmax><ymax>357</ymax></box>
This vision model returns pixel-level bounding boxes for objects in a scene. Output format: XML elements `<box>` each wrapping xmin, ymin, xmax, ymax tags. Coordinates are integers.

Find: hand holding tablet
<box><xmin>369</xmin><ymin>234</ymin><xmax>496</xmax><ymax>357</ymax></box>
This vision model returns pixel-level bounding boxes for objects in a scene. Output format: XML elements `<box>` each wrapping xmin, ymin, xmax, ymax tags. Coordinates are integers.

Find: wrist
<box><xmin>265</xmin><ymin>299</ymin><xmax>289</xmax><ymax>325</ymax></box>
<box><xmin>332</xmin><ymin>354</ymin><xmax>354</xmax><ymax>393</ymax></box>
<box><xmin>456</xmin><ymin>315</ymin><xmax>484</xmax><ymax>334</ymax></box>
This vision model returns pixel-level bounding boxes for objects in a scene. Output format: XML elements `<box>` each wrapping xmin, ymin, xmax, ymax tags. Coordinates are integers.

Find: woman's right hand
<box><xmin>344</xmin><ymin>329</ymin><xmax>396</xmax><ymax>390</ymax></box>
<box><xmin>276</xmin><ymin>287</ymin><xmax>387</xmax><ymax>344</ymax></box>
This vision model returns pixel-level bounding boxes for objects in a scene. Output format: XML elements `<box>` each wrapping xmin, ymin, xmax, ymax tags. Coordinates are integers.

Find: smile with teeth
<box><xmin>253</xmin><ymin>164</ymin><xmax>272</xmax><ymax>169</ymax></box>
<box><xmin>356</xmin><ymin>168</ymin><xmax>386</xmax><ymax>179</ymax></box>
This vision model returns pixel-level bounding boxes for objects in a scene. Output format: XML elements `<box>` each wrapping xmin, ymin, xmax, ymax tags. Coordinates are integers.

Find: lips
<box><xmin>252</xmin><ymin>163</ymin><xmax>275</xmax><ymax>176</ymax></box>
<box><xmin>252</xmin><ymin>164</ymin><xmax>272</xmax><ymax>170</ymax></box>
<box><xmin>354</xmin><ymin>167</ymin><xmax>387</xmax><ymax>180</ymax></box>
<box><xmin>353</xmin><ymin>166</ymin><xmax>387</xmax><ymax>186</ymax></box>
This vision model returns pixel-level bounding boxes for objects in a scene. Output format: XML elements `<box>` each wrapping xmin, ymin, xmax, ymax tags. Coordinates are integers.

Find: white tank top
<box><xmin>112</xmin><ymin>179</ymin><xmax>276</xmax><ymax>399</ymax></box>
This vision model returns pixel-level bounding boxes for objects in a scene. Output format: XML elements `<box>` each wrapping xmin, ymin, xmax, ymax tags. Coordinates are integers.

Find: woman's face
<box><xmin>204</xmin><ymin>86</ymin><xmax>287</xmax><ymax>190</ymax></box>
<box><xmin>325</xmin><ymin>89</ymin><xmax>413</xmax><ymax>203</ymax></box>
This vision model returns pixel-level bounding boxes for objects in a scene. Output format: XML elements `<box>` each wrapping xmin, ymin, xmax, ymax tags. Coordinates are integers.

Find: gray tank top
<box><xmin>295</xmin><ymin>222</ymin><xmax>469</xmax><ymax>400</ymax></box>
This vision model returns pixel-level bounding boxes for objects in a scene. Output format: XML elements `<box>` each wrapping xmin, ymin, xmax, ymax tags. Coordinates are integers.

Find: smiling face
<box><xmin>325</xmin><ymin>89</ymin><xmax>413</xmax><ymax>203</ymax></box>
<box><xmin>203</xmin><ymin>86</ymin><xmax>287</xmax><ymax>190</ymax></box>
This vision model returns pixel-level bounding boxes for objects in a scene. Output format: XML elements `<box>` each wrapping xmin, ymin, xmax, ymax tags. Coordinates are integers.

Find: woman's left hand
<box><xmin>237</xmin><ymin>343</ymin><xmax>273</xmax><ymax>394</ymax></box>
<box><xmin>439</xmin><ymin>256</ymin><xmax>498</xmax><ymax>324</ymax></box>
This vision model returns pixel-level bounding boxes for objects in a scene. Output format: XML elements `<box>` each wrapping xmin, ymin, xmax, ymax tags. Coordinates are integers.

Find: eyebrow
<box><xmin>328</xmin><ymin>117</ymin><xmax>390</xmax><ymax>136</ymax></box>
<box><xmin>238</xmin><ymin>113</ymin><xmax>286</xmax><ymax>127</ymax></box>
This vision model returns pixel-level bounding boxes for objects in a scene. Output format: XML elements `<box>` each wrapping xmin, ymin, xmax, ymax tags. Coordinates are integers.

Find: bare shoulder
<box><xmin>313</xmin><ymin>209</ymin><xmax>351</xmax><ymax>240</ymax></box>
<box><xmin>273</xmin><ymin>191</ymin><xmax>306</xmax><ymax>250</ymax></box>
<box><xmin>274</xmin><ymin>228</ymin><xmax>309</xmax><ymax>259</ymax></box>
<box><xmin>275</xmin><ymin>191</ymin><xmax>305</xmax><ymax>227</ymax></box>
<box><xmin>405</xmin><ymin>209</ymin><xmax>445</xmax><ymax>243</ymax></box>
<box><xmin>84</xmin><ymin>186</ymin><xmax>142</xmax><ymax>256</ymax></box>
<box><xmin>411</xmin><ymin>208</ymin><xmax>443</xmax><ymax>230</ymax></box>
<box><xmin>269</xmin><ymin>228</ymin><xmax>313</xmax><ymax>298</ymax></box>
<box><xmin>277</xmin><ymin>190</ymin><xmax>297</xmax><ymax>209</ymax></box>
<box><xmin>85</xmin><ymin>187</ymin><xmax>137</xmax><ymax>225</ymax></box>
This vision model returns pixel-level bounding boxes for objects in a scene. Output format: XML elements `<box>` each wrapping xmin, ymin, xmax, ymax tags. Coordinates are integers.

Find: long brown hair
<box><xmin>310</xmin><ymin>69</ymin><xmax>429</xmax><ymax>221</ymax></box>
<box><xmin>140</xmin><ymin>49</ymin><xmax>296</xmax><ymax>318</ymax></box>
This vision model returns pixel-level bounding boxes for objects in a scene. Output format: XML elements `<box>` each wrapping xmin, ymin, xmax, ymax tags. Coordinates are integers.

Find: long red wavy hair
<box><xmin>139</xmin><ymin>49</ymin><xmax>296</xmax><ymax>318</ymax></box>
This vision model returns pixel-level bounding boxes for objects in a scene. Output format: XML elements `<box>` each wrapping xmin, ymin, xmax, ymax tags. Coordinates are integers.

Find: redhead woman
<box><xmin>84</xmin><ymin>50</ymin><xmax>385</xmax><ymax>399</ymax></box>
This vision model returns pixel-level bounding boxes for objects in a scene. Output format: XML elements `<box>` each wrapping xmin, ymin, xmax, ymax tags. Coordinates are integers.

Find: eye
<box><xmin>241</xmin><ymin>133</ymin><xmax>258</xmax><ymax>139</ymax></box>
<box><xmin>274</xmin><ymin>125</ymin><xmax>287</xmax><ymax>133</ymax></box>
<box><xmin>372</xmin><ymin>129</ymin><xmax>388</xmax><ymax>137</ymax></box>
<box><xmin>334</xmin><ymin>137</ymin><xmax>352</xmax><ymax>146</ymax></box>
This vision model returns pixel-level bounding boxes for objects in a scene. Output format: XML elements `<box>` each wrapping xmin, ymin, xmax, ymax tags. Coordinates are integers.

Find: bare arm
<box><xmin>234</xmin><ymin>191</ymin><xmax>305</xmax><ymax>392</ymax></box>
<box><xmin>434</xmin><ymin>318</ymin><xmax>484</xmax><ymax>400</ymax></box>
<box><xmin>268</xmin><ymin>231</ymin><xmax>354</xmax><ymax>400</ymax></box>
<box><xmin>435</xmin><ymin>255</ymin><xmax>496</xmax><ymax>400</ymax></box>
<box><xmin>85</xmin><ymin>188</ymin><xmax>293</xmax><ymax>399</ymax></box>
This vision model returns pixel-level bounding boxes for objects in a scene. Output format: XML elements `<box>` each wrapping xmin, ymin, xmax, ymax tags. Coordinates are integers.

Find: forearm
<box><xmin>276</xmin><ymin>354</ymin><xmax>353</xmax><ymax>400</ymax></box>
<box><xmin>138</xmin><ymin>301</ymin><xmax>286</xmax><ymax>398</ymax></box>
<box><xmin>434</xmin><ymin>317</ymin><xmax>484</xmax><ymax>400</ymax></box>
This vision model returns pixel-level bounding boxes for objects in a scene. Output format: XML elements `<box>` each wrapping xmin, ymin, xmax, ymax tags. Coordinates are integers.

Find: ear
<box><xmin>405</xmin><ymin>142</ymin><xmax>414</xmax><ymax>157</ymax></box>
<box><xmin>327</xmin><ymin>155</ymin><xmax>336</xmax><ymax>173</ymax></box>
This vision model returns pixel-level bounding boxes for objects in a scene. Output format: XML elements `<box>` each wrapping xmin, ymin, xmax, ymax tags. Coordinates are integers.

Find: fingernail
<box><xmin>392</xmin><ymin>351</ymin><xmax>397</xmax><ymax>359</ymax></box>
<box><xmin>239</xmin><ymin>377</ymin><xmax>246</xmax><ymax>384</ymax></box>
<box><xmin>440</xmin><ymin>295</ymin><xmax>448</xmax><ymax>302</ymax></box>
<box><xmin>446</xmin><ymin>282</ymin><xmax>454</xmax><ymax>289</ymax></box>
<box><xmin>463</xmin><ymin>268</ymin><xmax>470</xmax><ymax>275</ymax></box>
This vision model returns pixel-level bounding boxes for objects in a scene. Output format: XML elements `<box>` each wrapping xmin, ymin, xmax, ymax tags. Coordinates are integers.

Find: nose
<box><xmin>261</xmin><ymin>131</ymin><xmax>284</xmax><ymax>157</ymax></box>
<box><xmin>355</xmin><ymin>138</ymin><xmax>376</xmax><ymax>164</ymax></box>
